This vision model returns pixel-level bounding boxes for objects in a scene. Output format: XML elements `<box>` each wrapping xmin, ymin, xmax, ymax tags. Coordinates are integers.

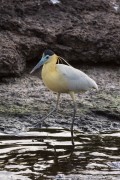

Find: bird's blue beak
<box><xmin>30</xmin><ymin>55</ymin><xmax>47</xmax><ymax>74</ymax></box>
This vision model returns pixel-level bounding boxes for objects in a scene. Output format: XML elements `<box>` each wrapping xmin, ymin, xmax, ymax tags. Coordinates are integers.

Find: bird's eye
<box><xmin>46</xmin><ymin>55</ymin><xmax>49</xmax><ymax>59</ymax></box>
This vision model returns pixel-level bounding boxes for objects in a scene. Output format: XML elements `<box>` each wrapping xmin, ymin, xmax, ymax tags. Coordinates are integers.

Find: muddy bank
<box><xmin>0</xmin><ymin>66</ymin><xmax>119</xmax><ymax>133</ymax></box>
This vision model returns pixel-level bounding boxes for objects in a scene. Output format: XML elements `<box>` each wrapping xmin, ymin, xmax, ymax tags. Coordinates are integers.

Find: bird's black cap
<box><xmin>44</xmin><ymin>49</ymin><xmax>54</xmax><ymax>56</ymax></box>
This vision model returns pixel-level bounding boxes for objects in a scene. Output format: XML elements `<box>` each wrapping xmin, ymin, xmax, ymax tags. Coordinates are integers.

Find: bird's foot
<box><xmin>34</xmin><ymin>120</ymin><xmax>49</xmax><ymax>129</ymax></box>
<box><xmin>33</xmin><ymin>122</ymin><xmax>42</xmax><ymax>129</ymax></box>
<box><xmin>33</xmin><ymin>107</ymin><xmax>58</xmax><ymax>129</ymax></box>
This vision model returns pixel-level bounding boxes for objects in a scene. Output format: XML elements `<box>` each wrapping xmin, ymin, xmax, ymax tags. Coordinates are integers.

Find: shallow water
<box><xmin>0</xmin><ymin>128</ymin><xmax>120</xmax><ymax>180</ymax></box>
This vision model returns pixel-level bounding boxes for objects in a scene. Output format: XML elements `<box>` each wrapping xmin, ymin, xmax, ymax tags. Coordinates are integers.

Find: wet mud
<box><xmin>0</xmin><ymin>66</ymin><xmax>119</xmax><ymax>133</ymax></box>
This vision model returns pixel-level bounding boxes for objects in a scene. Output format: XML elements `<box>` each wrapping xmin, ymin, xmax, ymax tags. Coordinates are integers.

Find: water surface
<box><xmin>0</xmin><ymin>128</ymin><xmax>120</xmax><ymax>180</ymax></box>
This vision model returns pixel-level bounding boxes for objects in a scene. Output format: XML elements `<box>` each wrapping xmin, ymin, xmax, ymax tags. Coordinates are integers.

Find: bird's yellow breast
<box><xmin>41</xmin><ymin>55</ymin><xmax>69</xmax><ymax>93</ymax></box>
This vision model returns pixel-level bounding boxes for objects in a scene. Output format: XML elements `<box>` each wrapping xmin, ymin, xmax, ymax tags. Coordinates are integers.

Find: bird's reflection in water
<box><xmin>1</xmin><ymin>128</ymin><xmax>120</xmax><ymax>180</ymax></box>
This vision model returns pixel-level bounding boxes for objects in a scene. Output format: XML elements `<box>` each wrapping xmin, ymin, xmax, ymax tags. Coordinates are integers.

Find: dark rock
<box><xmin>0</xmin><ymin>33</ymin><xmax>25</xmax><ymax>77</ymax></box>
<box><xmin>0</xmin><ymin>0</ymin><xmax>120</xmax><ymax>77</ymax></box>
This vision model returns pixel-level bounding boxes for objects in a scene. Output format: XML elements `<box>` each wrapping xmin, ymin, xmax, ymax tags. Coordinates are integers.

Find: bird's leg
<box><xmin>41</xmin><ymin>93</ymin><xmax>60</xmax><ymax>122</ymax></box>
<box><xmin>69</xmin><ymin>92</ymin><xmax>77</xmax><ymax>145</ymax></box>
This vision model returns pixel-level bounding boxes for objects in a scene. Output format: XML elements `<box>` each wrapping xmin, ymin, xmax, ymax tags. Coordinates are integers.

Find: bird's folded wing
<box><xmin>56</xmin><ymin>64</ymin><xmax>98</xmax><ymax>92</ymax></box>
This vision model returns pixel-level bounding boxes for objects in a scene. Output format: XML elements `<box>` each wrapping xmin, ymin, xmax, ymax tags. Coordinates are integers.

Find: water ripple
<box><xmin>0</xmin><ymin>128</ymin><xmax>120</xmax><ymax>179</ymax></box>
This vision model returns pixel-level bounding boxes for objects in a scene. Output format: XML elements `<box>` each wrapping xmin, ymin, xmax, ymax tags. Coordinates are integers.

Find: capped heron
<box><xmin>30</xmin><ymin>50</ymin><xmax>98</xmax><ymax>135</ymax></box>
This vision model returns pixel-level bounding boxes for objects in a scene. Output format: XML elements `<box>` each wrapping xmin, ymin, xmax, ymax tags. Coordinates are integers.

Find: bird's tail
<box><xmin>91</xmin><ymin>78</ymin><xmax>98</xmax><ymax>90</ymax></box>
